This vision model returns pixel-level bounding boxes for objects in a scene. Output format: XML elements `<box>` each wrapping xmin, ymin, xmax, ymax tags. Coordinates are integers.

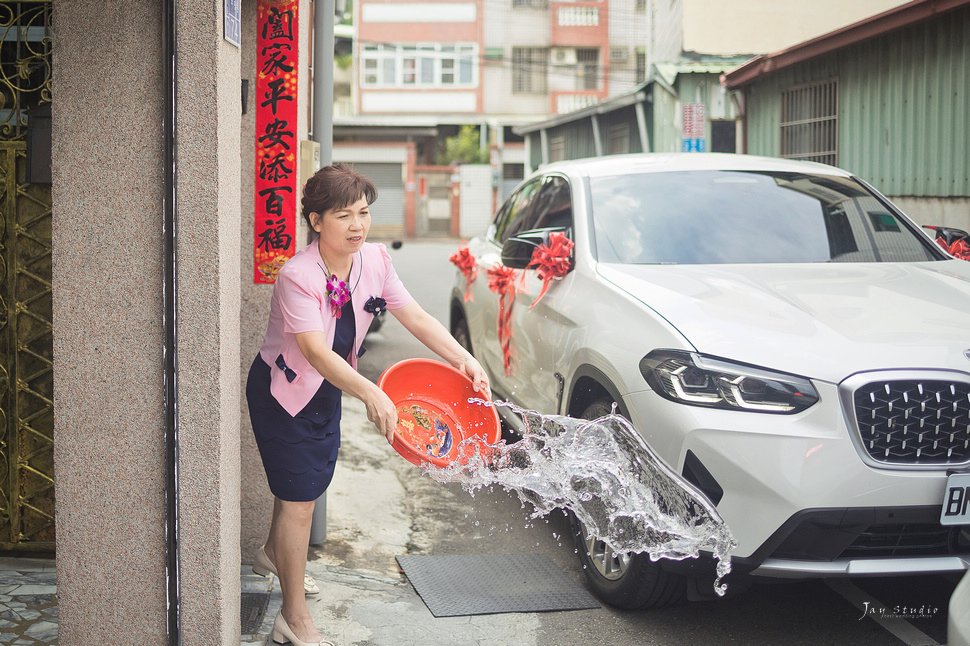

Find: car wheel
<box><xmin>571</xmin><ymin>399</ymin><xmax>686</xmax><ymax>609</ymax></box>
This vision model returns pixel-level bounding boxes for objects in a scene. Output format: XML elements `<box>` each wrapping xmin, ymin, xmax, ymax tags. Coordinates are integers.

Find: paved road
<box><xmin>346</xmin><ymin>238</ymin><xmax>958</xmax><ymax>646</ymax></box>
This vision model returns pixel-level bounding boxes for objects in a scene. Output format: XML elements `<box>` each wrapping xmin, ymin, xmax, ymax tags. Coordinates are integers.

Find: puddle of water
<box><xmin>423</xmin><ymin>400</ymin><xmax>738</xmax><ymax>595</ymax></box>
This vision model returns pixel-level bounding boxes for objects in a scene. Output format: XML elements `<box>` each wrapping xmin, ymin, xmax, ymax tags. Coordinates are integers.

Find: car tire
<box><xmin>571</xmin><ymin>399</ymin><xmax>687</xmax><ymax>610</ymax></box>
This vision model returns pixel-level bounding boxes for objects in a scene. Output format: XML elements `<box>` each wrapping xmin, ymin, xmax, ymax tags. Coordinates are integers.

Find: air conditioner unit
<box><xmin>550</xmin><ymin>47</ymin><xmax>578</xmax><ymax>66</ymax></box>
<box><xmin>609</xmin><ymin>46</ymin><xmax>630</xmax><ymax>64</ymax></box>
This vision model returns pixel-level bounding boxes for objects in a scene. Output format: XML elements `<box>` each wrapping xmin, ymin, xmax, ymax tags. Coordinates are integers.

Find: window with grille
<box><xmin>558</xmin><ymin>5</ymin><xmax>599</xmax><ymax>26</ymax></box>
<box><xmin>512</xmin><ymin>0</ymin><xmax>547</xmax><ymax>7</ymax></box>
<box><xmin>635</xmin><ymin>49</ymin><xmax>646</xmax><ymax>83</ymax></box>
<box><xmin>361</xmin><ymin>43</ymin><xmax>477</xmax><ymax>88</ymax></box>
<box><xmin>576</xmin><ymin>47</ymin><xmax>599</xmax><ymax>90</ymax></box>
<box><xmin>512</xmin><ymin>47</ymin><xmax>548</xmax><ymax>94</ymax></box>
<box><xmin>780</xmin><ymin>79</ymin><xmax>838</xmax><ymax>166</ymax></box>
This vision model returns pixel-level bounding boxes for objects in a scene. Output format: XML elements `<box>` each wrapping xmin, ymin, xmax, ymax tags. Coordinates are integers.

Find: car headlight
<box><xmin>639</xmin><ymin>350</ymin><xmax>819</xmax><ymax>414</ymax></box>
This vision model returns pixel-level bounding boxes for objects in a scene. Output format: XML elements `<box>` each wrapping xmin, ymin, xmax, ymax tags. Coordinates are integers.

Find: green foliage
<box><xmin>335</xmin><ymin>53</ymin><xmax>353</xmax><ymax>70</ymax></box>
<box><xmin>437</xmin><ymin>125</ymin><xmax>489</xmax><ymax>165</ymax></box>
<box><xmin>339</xmin><ymin>0</ymin><xmax>353</xmax><ymax>25</ymax></box>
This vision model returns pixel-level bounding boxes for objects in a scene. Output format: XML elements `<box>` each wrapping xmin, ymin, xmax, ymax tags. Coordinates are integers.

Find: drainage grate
<box><xmin>397</xmin><ymin>553</ymin><xmax>600</xmax><ymax>617</ymax></box>
<box><xmin>240</xmin><ymin>591</ymin><xmax>270</xmax><ymax>634</ymax></box>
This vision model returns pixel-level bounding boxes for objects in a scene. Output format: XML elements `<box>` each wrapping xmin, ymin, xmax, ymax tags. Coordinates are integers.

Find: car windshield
<box><xmin>589</xmin><ymin>170</ymin><xmax>941</xmax><ymax>264</ymax></box>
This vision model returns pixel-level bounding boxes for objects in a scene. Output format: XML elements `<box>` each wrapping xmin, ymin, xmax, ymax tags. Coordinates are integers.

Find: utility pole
<box><xmin>312</xmin><ymin>0</ymin><xmax>336</xmax><ymax>165</ymax></box>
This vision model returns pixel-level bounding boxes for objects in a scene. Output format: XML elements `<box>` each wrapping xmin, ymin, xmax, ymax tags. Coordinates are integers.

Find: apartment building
<box><xmin>334</xmin><ymin>0</ymin><xmax>647</xmax><ymax>236</ymax></box>
<box><xmin>517</xmin><ymin>0</ymin><xmax>908</xmax><ymax>170</ymax></box>
<box><xmin>350</xmin><ymin>0</ymin><xmax>646</xmax><ymax>120</ymax></box>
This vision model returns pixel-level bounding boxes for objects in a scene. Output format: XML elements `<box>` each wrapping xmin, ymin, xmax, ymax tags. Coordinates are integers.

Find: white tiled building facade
<box><xmin>352</xmin><ymin>0</ymin><xmax>648</xmax><ymax>121</ymax></box>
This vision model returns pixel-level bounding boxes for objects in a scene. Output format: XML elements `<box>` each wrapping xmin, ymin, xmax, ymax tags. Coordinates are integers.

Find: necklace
<box><xmin>317</xmin><ymin>252</ymin><xmax>362</xmax><ymax>319</ymax></box>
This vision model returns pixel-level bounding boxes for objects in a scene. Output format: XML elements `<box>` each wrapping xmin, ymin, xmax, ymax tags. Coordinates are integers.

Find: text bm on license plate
<box><xmin>940</xmin><ymin>472</ymin><xmax>970</xmax><ymax>526</ymax></box>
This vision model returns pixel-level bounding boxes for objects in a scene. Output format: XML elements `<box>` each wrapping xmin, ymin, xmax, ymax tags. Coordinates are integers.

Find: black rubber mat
<box><xmin>240</xmin><ymin>591</ymin><xmax>270</xmax><ymax>634</ymax></box>
<box><xmin>396</xmin><ymin>553</ymin><xmax>600</xmax><ymax>617</ymax></box>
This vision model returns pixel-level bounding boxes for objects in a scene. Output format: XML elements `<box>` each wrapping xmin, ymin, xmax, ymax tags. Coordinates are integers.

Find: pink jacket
<box><xmin>258</xmin><ymin>241</ymin><xmax>413</xmax><ymax>416</ymax></box>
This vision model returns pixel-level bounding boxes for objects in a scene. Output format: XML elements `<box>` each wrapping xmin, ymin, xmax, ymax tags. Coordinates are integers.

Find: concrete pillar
<box><xmin>175</xmin><ymin>0</ymin><xmax>242</xmax><ymax>643</ymax></box>
<box><xmin>52</xmin><ymin>0</ymin><xmax>241</xmax><ymax>642</ymax></box>
<box><xmin>239</xmin><ymin>0</ymin><xmax>275</xmax><ymax>564</ymax></box>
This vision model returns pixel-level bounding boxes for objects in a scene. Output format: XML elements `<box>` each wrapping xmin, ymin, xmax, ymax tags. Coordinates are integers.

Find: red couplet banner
<box><xmin>254</xmin><ymin>0</ymin><xmax>299</xmax><ymax>284</ymax></box>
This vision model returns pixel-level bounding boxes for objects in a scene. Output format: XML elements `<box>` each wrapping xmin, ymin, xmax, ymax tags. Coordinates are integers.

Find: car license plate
<box><xmin>940</xmin><ymin>472</ymin><xmax>970</xmax><ymax>526</ymax></box>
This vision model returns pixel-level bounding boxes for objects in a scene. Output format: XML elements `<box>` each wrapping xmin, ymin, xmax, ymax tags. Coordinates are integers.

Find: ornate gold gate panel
<box><xmin>0</xmin><ymin>0</ymin><xmax>54</xmax><ymax>551</ymax></box>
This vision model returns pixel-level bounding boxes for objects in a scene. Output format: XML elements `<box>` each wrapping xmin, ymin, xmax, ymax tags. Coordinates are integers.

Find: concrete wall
<box><xmin>52</xmin><ymin>1</ymin><xmax>168</xmax><ymax>641</ymax></box>
<box><xmin>890</xmin><ymin>197</ymin><xmax>970</xmax><ymax>232</ymax></box>
<box><xmin>482</xmin><ymin>0</ymin><xmax>550</xmax><ymax>116</ymax></box>
<box><xmin>174</xmin><ymin>0</ymin><xmax>242</xmax><ymax>642</ymax></box>
<box><xmin>240</xmin><ymin>0</ymin><xmax>313</xmax><ymax>563</ymax></box>
<box><xmin>681</xmin><ymin>0</ymin><xmax>907</xmax><ymax>56</ymax></box>
<box><xmin>239</xmin><ymin>0</ymin><xmax>271</xmax><ymax>569</ymax></box>
<box><xmin>607</xmin><ymin>0</ymin><xmax>648</xmax><ymax>97</ymax></box>
<box><xmin>458</xmin><ymin>164</ymin><xmax>494</xmax><ymax>238</ymax></box>
<box><xmin>53</xmin><ymin>0</ymin><xmax>242</xmax><ymax>642</ymax></box>
<box><xmin>646</xmin><ymin>0</ymin><xmax>683</xmax><ymax>66</ymax></box>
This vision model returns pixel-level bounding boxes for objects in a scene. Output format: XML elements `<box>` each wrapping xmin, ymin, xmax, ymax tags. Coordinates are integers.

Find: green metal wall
<box><xmin>527</xmin><ymin>131</ymin><xmax>542</xmax><ymax>169</ymax></box>
<box><xmin>598</xmin><ymin>105</ymin><xmax>643</xmax><ymax>153</ymax></box>
<box><xmin>651</xmin><ymin>84</ymin><xmax>681</xmax><ymax>153</ymax></box>
<box><xmin>743</xmin><ymin>5</ymin><xmax>970</xmax><ymax>197</ymax></box>
<box><xmin>556</xmin><ymin>120</ymin><xmax>597</xmax><ymax>161</ymax></box>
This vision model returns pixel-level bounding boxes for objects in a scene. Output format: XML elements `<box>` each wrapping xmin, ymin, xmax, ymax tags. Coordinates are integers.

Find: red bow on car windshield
<box><xmin>526</xmin><ymin>232</ymin><xmax>574</xmax><ymax>309</ymax></box>
<box><xmin>449</xmin><ymin>246</ymin><xmax>478</xmax><ymax>302</ymax></box>
<box><xmin>487</xmin><ymin>264</ymin><xmax>519</xmax><ymax>376</ymax></box>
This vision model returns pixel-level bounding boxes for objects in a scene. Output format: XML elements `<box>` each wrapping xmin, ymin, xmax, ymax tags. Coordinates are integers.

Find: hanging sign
<box><xmin>254</xmin><ymin>0</ymin><xmax>299</xmax><ymax>283</ymax></box>
<box><xmin>224</xmin><ymin>0</ymin><xmax>241</xmax><ymax>47</ymax></box>
<box><xmin>681</xmin><ymin>102</ymin><xmax>705</xmax><ymax>153</ymax></box>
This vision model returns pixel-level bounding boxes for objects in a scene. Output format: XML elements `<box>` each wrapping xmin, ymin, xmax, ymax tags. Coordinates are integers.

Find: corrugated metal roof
<box><xmin>654</xmin><ymin>60</ymin><xmax>751</xmax><ymax>86</ymax></box>
<box><xmin>516</xmin><ymin>55</ymin><xmax>751</xmax><ymax>135</ymax></box>
<box><xmin>723</xmin><ymin>0</ymin><xmax>970</xmax><ymax>88</ymax></box>
<box><xmin>740</xmin><ymin>7</ymin><xmax>970</xmax><ymax>197</ymax></box>
<box><xmin>513</xmin><ymin>87</ymin><xmax>648</xmax><ymax>134</ymax></box>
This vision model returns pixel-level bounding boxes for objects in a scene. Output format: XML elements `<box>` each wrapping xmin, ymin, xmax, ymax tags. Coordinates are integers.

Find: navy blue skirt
<box><xmin>247</xmin><ymin>301</ymin><xmax>355</xmax><ymax>502</ymax></box>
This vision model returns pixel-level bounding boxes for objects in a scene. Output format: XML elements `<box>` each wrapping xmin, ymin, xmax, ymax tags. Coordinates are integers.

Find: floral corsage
<box><xmin>325</xmin><ymin>274</ymin><xmax>351</xmax><ymax>319</ymax></box>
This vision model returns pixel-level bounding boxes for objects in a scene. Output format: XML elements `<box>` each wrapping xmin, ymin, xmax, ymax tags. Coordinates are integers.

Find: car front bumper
<box><xmin>623</xmin><ymin>384</ymin><xmax>970</xmax><ymax>577</ymax></box>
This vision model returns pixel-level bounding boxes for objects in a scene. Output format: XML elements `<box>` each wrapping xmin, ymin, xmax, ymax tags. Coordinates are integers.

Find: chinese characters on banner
<box><xmin>681</xmin><ymin>102</ymin><xmax>706</xmax><ymax>152</ymax></box>
<box><xmin>254</xmin><ymin>0</ymin><xmax>299</xmax><ymax>283</ymax></box>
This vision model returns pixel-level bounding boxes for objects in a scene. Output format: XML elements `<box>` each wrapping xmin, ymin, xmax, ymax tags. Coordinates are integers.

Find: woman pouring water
<box><xmin>247</xmin><ymin>164</ymin><xmax>490</xmax><ymax>646</ymax></box>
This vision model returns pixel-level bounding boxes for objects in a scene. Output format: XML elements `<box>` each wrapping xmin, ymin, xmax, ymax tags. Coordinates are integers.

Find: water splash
<box><xmin>424</xmin><ymin>399</ymin><xmax>737</xmax><ymax>596</ymax></box>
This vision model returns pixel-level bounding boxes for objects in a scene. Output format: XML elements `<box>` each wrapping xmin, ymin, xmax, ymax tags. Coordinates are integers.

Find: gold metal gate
<box><xmin>0</xmin><ymin>1</ymin><xmax>54</xmax><ymax>551</ymax></box>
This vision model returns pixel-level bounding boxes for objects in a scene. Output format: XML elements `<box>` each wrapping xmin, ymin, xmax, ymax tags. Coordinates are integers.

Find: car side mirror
<box><xmin>928</xmin><ymin>226</ymin><xmax>969</xmax><ymax>245</ymax></box>
<box><xmin>501</xmin><ymin>227</ymin><xmax>571</xmax><ymax>269</ymax></box>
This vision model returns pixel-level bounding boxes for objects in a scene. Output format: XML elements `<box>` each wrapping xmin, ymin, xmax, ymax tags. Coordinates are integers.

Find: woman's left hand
<box><xmin>457</xmin><ymin>355</ymin><xmax>491</xmax><ymax>399</ymax></box>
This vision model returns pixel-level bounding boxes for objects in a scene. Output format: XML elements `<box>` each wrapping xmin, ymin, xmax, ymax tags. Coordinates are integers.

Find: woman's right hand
<box><xmin>364</xmin><ymin>385</ymin><xmax>398</xmax><ymax>444</ymax></box>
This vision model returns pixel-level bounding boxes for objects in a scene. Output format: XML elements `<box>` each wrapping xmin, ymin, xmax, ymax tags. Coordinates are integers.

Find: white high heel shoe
<box><xmin>271</xmin><ymin>611</ymin><xmax>333</xmax><ymax>646</ymax></box>
<box><xmin>253</xmin><ymin>544</ymin><xmax>321</xmax><ymax>595</ymax></box>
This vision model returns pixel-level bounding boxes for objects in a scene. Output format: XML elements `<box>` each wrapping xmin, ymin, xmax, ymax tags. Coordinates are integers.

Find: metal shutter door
<box><xmin>352</xmin><ymin>162</ymin><xmax>404</xmax><ymax>238</ymax></box>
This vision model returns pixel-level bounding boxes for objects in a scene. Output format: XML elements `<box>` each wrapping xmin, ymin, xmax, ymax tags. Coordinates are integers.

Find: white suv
<box><xmin>449</xmin><ymin>153</ymin><xmax>970</xmax><ymax>609</ymax></box>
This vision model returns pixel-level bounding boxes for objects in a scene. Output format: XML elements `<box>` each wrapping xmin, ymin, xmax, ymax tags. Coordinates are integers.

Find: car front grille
<box><xmin>852</xmin><ymin>379</ymin><xmax>970</xmax><ymax>465</ymax></box>
<box><xmin>765</xmin><ymin>507</ymin><xmax>970</xmax><ymax>563</ymax></box>
<box><xmin>839</xmin><ymin>523</ymin><xmax>968</xmax><ymax>559</ymax></box>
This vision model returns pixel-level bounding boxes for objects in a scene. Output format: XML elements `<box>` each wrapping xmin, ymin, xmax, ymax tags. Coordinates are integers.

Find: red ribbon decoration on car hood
<box><xmin>449</xmin><ymin>246</ymin><xmax>478</xmax><ymax>302</ymax></box>
<box><xmin>487</xmin><ymin>264</ymin><xmax>519</xmax><ymax>376</ymax></box>
<box><xmin>526</xmin><ymin>232</ymin><xmax>574</xmax><ymax>309</ymax></box>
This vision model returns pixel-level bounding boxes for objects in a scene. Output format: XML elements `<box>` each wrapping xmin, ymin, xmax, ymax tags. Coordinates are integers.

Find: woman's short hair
<box><xmin>301</xmin><ymin>163</ymin><xmax>378</xmax><ymax>229</ymax></box>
